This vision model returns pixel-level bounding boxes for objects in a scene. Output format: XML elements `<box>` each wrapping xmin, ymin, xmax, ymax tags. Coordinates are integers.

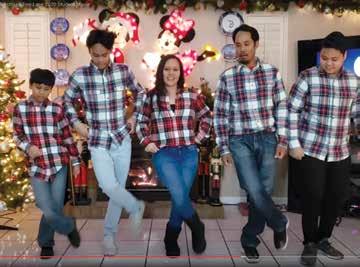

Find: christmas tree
<box><xmin>0</xmin><ymin>45</ymin><xmax>33</xmax><ymax>210</ymax></box>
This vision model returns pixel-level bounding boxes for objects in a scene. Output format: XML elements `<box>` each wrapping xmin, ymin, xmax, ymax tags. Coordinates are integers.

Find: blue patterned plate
<box><xmin>53</xmin><ymin>69</ymin><xmax>70</xmax><ymax>86</ymax></box>
<box><xmin>50</xmin><ymin>44</ymin><xmax>70</xmax><ymax>61</ymax></box>
<box><xmin>50</xmin><ymin>17</ymin><xmax>70</xmax><ymax>35</ymax></box>
<box><xmin>221</xmin><ymin>44</ymin><xmax>237</xmax><ymax>62</ymax></box>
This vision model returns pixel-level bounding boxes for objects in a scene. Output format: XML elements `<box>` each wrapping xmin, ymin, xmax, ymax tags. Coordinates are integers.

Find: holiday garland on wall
<box><xmin>2</xmin><ymin>0</ymin><xmax>360</xmax><ymax>16</ymax></box>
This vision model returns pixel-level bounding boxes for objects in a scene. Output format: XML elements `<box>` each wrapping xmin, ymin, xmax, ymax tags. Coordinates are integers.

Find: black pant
<box><xmin>296</xmin><ymin>155</ymin><xmax>350</xmax><ymax>244</ymax></box>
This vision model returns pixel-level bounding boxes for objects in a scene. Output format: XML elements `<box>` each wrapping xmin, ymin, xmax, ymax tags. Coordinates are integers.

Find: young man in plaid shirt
<box><xmin>213</xmin><ymin>24</ymin><xmax>289</xmax><ymax>263</ymax></box>
<box><xmin>12</xmin><ymin>69</ymin><xmax>81</xmax><ymax>259</ymax></box>
<box><xmin>63</xmin><ymin>30</ymin><xmax>145</xmax><ymax>256</ymax></box>
<box><xmin>288</xmin><ymin>32</ymin><xmax>360</xmax><ymax>266</ymax></box>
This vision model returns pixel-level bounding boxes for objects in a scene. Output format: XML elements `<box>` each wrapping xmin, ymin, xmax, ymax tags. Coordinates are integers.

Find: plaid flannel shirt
<box><xmin>214</xmin><ymin>60</ymin><xmax>288</xmax><ymax>156</ymax></box>
<box><xmin>63</xmin><ymin>62</ymin><xmax>144</xmax><ymax>149</ymax></box>
<box><xmin>288</xmin><ymin>66</ymin><xmax>360</xmax><ymax>162</ymax></box>
<box><xmin>12</xmin><ymin>97</ymin><xmax>80</xmax><ymax>181</ymax></box>
<box><xmin>136</xmin><ymin>88</ymin><xmax>212</xmax><ymax>148</ymax></box>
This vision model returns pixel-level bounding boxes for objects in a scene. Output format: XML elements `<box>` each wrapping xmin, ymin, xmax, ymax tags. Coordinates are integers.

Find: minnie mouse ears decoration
<box><xmin>159</xmin><ymin>8</ymin><xmax>195</xmax><ymax>44</ymax></box>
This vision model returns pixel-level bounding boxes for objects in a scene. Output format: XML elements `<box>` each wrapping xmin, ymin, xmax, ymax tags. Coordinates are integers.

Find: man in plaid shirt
<box><xmin>13</xmin><ymin>69</ymin><xmax>81</xmax><ymax>259</ymax></box>
<box><xmin>63</xmin><ymin>30</ymin><xmax>145</xmax><ymax>256</ymax></box>
<box><xmin>213</xmin><ymin>24</ymin><xmax>289</xmax><ymax>263</ymax></box>
<box><xmin>288</xmin><ymin>32</ymin><xmax>360</xmax><ymax>266</ymax></box>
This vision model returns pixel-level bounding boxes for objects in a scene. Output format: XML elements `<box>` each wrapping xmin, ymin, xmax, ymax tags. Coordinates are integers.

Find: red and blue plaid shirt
<box><xmin>63</xmin><ymin>62</ymin><xmax>144</xmax><ymax>149</ymax></box>
<box><xmin>12</xmin><ymin>97</ymin><xmax>80</xmax><ymax>181</ymax></box>
<box><xmin>136</xmin><ymin>88</ymin><xmax>212</xmax><ymax>148</ymax></box>
<box><xmin>288</xmin><ymin>66</ymin><xmax>360</xmax><ymax>162</ymax></box>
<box><xmin>214</xmin><ymin>60</ymin><xmax>288</xmax><ymax>156</ymax></box>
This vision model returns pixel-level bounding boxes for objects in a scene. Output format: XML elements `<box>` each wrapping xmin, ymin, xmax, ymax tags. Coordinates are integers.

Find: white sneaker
<box><xmin>103</xmin><ymin>235</ymin><xmax>117</xmax><ymax>256</ymax></box>
<box><xmin>129</xmin><ymin>200</ymin><xmax>145</xmax><ymax>236</ymax></box>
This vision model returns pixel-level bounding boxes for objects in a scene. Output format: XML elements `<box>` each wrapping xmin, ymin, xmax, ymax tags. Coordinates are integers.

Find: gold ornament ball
<box><xmin>0</xmin><ymin>141</ymin><xmax>11</xmax><ymax>153</ymax></box>
<box><xmin>0</xmin><ymin>158</ymin><xmax>8</xmax><ymax>166</ymax></box>
<box><xmin>10</xmin><ymin>149</ymin><xmax>25</xmax><ymax>162</ymax></box>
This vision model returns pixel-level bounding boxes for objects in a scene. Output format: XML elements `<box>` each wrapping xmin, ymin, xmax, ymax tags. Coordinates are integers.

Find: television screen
<box><xmin>298</xmin><ymin>35</ymin><xmax>360</xmax><ymax>77</ymax></box>
<box><xmin>316</xmin><ymin>48</ymin><xmax>360</xmax><ymax>76</ymax></box>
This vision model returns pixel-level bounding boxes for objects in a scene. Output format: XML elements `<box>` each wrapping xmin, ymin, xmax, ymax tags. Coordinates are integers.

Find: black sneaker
<box><xmin>243</xmin><ymin>246</ymin><xmax>260</xmax><ymax>263</ymax></box>
<box><xmin>274</xmin><ymin>219</ymin><xmax>289</xmax><ymax>250</ymax></box>
<box><xmin>318</xmin><ymin>240</ymin><xmax>344</xmax><ymax>260</ymax></box>
<box><xmin>301</xmin><ymin>242</ymin><xmax>318</xmax><ymax>266</ymax></box>
<box><xmin>40</xmin><ymin>247</ymin><xmax>54</xmax><ymax>259</ymax></box>
<box><xmin>68</xmin><ymin>224</ymin><xmax>81</xmax><ymax>248</ymax></box>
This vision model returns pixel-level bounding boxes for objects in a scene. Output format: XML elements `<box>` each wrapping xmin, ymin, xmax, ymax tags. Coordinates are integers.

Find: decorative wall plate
<box><xmin>221</xmin><ymin>44</ymin><xmax>237</xmax><ymax>62</ymax></box>
<box><xmin>219</xmin><ymin>11</ymin><xmax>244</xmax><ymax>36</ymax></box>
<box><xmin>50</xmin><ymin>17</ymin><xmax>70</xmax><ymax>35</ymax></box>
<box><xmin>53</xmin><ymin>69</ymin><xmax>70</xmax><ymax>86</ymax></box>
<box><xmin>50</xmin><ymin>44</ymin><xmax>70</xmax><ymax>61</ymax></box>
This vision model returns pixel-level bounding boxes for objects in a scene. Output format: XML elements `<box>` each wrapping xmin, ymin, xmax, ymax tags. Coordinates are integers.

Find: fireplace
<box><xmin>125</xmin><ymin>136</ymin><xmax>170</xmax><ymax>201</ymax></box>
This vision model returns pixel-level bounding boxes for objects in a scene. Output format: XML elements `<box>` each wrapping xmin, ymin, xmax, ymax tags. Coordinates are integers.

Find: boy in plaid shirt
<box><xmin>12</xmin><ymin>69</ymin><xmax>81</xmax><ymax>259</ymax></box>
<box><xmin>63</xmin><ymin>29</ymin><xmax>145</xmax><ymax>256</ymax></box>
<box><xmin>288</xmin><ymin>32</ymin><xmax>360</xmax><ymax>266</ymax></box>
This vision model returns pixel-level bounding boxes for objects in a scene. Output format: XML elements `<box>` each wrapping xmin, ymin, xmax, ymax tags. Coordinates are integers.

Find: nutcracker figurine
<box><xmin>197</xmin><ymin>145</ymin><xmax>210</xmax><ymax>203</ymax></box>
<box><xmin>209</xmin><ymin>147</ymin><xmax>223</xmax><ymax>206</ymax></box>
<box><xmin>71</xmin><ymin>139</ymin><xmax>92</xmax><ymax>206</ymax></box>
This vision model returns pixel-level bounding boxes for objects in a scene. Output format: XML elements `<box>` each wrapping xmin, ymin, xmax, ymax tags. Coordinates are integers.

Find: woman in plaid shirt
<box><xmin>288</xmin><ymin>32</ymin><xmax>360</xmax><ymax>266</ymax></box>
<box><xmin>137</xmin><ymin>54</ymin><xmax>212</xmax><ymax>257</ymax></box>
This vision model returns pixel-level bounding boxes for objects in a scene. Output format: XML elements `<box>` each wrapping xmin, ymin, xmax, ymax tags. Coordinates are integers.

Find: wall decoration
<box><xmin>221</xmin><ymin>44</ymin><xmax>237</xmax><ymax>62</ymax></box>
<box><xmin>53</xmin><ymin>69</ymin><xmax>70</xmax><ymax>86</ymax></box>
<box><xmin>50</xmin><ymin>17</ymin><xmax>70</xmax><ymax>35</ymax></box>
<box><xmin>72</xmin><ymin>19</ymin><xmax>98</xmax><ymax>46</ymax></box>
<box><xmin>219</xmin><ymin>11</ymin><xmax>244</xmax><ymax>36</ymax></box>
<box><xmin>50</xmin><ymin>43</ymin><xmax>70</xmax><ymax>61</ymax></box>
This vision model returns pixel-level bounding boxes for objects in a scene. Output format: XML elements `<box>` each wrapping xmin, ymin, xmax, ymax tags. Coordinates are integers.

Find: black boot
<box><xmin>164</xmin><ymin>223</ymin><xmax>181</xmax><ymax>257</ymax></box>
<box><xmin>185</xmin><ymin>212</ymin><xmax>206</xmax><ymax>254</ymax></box>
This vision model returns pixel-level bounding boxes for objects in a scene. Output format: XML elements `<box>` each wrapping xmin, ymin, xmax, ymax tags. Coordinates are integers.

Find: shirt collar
<box><xmin>89</xmin><ymin>60</ymin><xmax>113</xmax><ymax>73</ymax></box>
<box><xmin>318</xmin><ymin>66</ymin><xmax>345</xmax><ymax>78</ymax></box>
<box><xmin>28</xmin><ymin>95</ymin><xmax>50</xmax><ymax>107</ymax></box>
<box><xmin>236</xmin><ymin>57</ymin><xmax>262</xmax><ymax>73</ymax></box>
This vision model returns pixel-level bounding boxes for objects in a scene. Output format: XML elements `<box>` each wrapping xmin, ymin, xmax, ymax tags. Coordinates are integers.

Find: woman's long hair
<box><xmin>154</xmin><ymin>54</ymin><xmax>185</xmax><ymax>96</ymax></box>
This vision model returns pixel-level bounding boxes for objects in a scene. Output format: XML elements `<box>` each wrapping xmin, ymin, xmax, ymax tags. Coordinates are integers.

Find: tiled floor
<box><xmin>0</xmin><ymin>204</ymin><xmax>360</xmax><ymax>266</ymax></box>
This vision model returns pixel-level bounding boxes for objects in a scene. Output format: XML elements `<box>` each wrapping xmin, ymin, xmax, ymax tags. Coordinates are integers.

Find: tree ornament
<box><xmin>296</xmin><ymin>0</ymin><xmax>306</xmax><ymax>8</ymax></box>
<box><xmin>0</xmin><ymin>140</ymin><xmax>11</xmax><ymax>153</ymax></box>
<box><xmin>10</xmin><ymin>149</ymin><xmax>25</xmax><ymax>163</ymax></box>
<box><xmin>267</xmin><ymin>3</ymin><xmax>276</xmax><ymax>12</ymax></box>
<box><xmin>11</xmin><ymin>6</ymin><xmax>21</xmax><ymax>15</ymax></box>
<box><xmin>217</xmin><ymin>0</ymin><xmax>224</xmax><ymax>8</ymax></box>
<box><xmin>239</xmin><ymin>0</ymin><xmax>248</xmax><ymax>11</ymax></box>
<box><xmin>14</xmin><ymin>90</ymin><xmax>26</xmax><ymax>99</ymax></box>
<box><xmin>0</xmin><ymin>113</ymin><xmax>9</xmax><ymax>122</ymax></box>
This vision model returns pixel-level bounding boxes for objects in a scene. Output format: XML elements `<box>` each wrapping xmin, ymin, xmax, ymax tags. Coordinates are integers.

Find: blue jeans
<box><xmin>31</xmin><ymin>166</ymin><xmax>75</xmax><ymax>247</ymax></box>
<box><xmin>152</xmin><ymin>144</ymin><xmax>199</xmax><ymax>230</ymax></box>
<box><xmin>89</xmin><ymin>135</ymin><xmax>140</xmax><ymax>238</ymax></box>
<box><xmin>229</xmin><ymin>132</ymin><xmax>288</xmax><ymax>248</ymax></box>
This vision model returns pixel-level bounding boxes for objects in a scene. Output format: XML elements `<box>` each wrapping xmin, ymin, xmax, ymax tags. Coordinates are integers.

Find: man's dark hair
<box><xmin>86</xmin><ymin>29</ymin><xmax>117</xmax><ymax>50</ymax></box>
<box><xmin>29</xmin><ymin>68</ymin><xmax>55</xmax><ymax>87</ymax></box>
<box><xmin>232</xmin><ymin>24</ymin><xmax>259</xmax><ymax>43</ymax></box>
<box><xmin>321</xmin><ymin>31</ymin><xmax>347</xmax><ymax>54</ymax></box>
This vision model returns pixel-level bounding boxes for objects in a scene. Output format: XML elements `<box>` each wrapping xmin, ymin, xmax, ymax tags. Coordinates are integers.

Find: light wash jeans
<box><xmin>152</xmin><ymin>144</ymin><xmax>199</xmax><ymax>230</ymax></box>
<box><xmin>89</xmin><ymin>135</ymin><xmax>140</xmax><ymax>238</ymax></box>
<box><xmin>229</xmin><ymin>131</ymin><xmax>288</xmax><ymax>248</ymax></box>
<box><xmin>31</xmin><ymin>166</ymin><xmax>75</xmax><ymax>247</ymax></box>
